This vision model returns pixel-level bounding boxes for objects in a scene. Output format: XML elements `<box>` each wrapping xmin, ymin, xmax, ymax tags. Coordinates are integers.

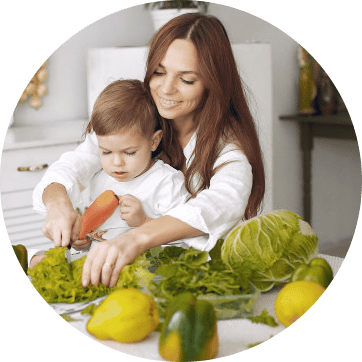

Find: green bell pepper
<box><xmin>291</xmin><ymin>257</ymin><xmax>333</xmax><ymax>288</ymax></box>
<box><xmin>159</xmin><ymin>292</ymin><xmax>218</xmax><ymax>362</ymax></box>
<box><xmin>12</xmin><ymin>244</ymin><xmax>28</xmax><ymax>274</ymax></box>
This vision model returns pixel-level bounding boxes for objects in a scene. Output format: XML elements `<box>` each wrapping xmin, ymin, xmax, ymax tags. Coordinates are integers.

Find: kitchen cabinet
<box><xmin>1</xmin><ymin>120</ymin><xmax>87</xmax><ymax>250</ymax></box>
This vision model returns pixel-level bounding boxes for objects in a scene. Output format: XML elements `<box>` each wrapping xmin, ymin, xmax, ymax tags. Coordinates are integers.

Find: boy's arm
<box><xmin>142</xmin><ymin>216</ymin><xmax>155</xmax><ymax>225</ymax></box>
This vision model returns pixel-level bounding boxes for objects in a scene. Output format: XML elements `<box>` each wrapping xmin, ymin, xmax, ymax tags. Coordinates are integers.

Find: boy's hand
<box><xmin>70</xmin><ymin>238</ymin><xmax>92</xmax><ymax>251</ymax></box>
<box><xmin>119</xmin><ymin>194</ymin><xmax>147</xmax><ymax>227</ymax></box>
<box><xmin>29</xmin><ymin>254</ymin><xmax>47</xmax><ymax>269</ymax></box>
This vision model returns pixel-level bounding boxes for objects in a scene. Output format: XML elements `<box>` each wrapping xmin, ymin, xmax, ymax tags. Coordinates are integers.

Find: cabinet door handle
<box><xmin>17</xmin><ymin>164</ymin><xmax>48</xmax><ymax>172</ymax></box>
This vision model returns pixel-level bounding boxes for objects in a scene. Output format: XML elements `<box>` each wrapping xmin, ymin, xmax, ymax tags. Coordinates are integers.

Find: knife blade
<box><xmin>65</xmin><ymin>235</ymin><xmax>99</xmax><ymax>264</ymax></box>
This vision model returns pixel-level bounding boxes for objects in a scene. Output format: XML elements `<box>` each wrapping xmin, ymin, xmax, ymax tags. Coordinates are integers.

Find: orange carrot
<box><xmin>78</xmin><ymin>190</ymin><xmax>119</xmax><ymax>240</ymax></box>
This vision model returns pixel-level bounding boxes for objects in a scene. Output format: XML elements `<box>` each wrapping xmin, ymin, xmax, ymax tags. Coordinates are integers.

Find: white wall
<box><xmin>11</xmin><ymin>2</ymin><xmax>361</xmax><ymax>251</ymax></box>
<box><xmin>14</xmin><ymin>5</ymin><xmax>154</xmax><ymax>124</ymax></box>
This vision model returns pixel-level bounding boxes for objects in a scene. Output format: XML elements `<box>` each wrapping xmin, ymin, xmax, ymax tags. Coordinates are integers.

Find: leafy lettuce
<box><xmin>221</xmin><ymin>210</ymin><xmax>319</xmax><ymax>291</ymax></box>
<box><xmin>146</xmin><ymin>244</ymin><xmax>252</xmax><ymax>301</ymax></box>
<box><xmin>28</xmin><ymin>247</ymin><xmax>155</xmax><ymax>303</ymax></box>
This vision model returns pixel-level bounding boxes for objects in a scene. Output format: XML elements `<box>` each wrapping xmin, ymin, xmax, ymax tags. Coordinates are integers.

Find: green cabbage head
<box><xmin>220</xmin><ymin>210</ymin><xmax>319</xmax><ymax>292</ymax></box>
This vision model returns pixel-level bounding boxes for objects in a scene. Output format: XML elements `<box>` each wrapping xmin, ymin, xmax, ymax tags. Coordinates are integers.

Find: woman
<box><xmin>32</xmin><ymin>13</ymin><xmax>265</xmax><ymax>288</ymax></box>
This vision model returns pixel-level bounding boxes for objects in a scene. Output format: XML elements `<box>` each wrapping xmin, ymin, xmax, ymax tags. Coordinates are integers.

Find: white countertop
<box><xmin>2</xmin><ymin>119</ymin><xmax>88</xmax><ymax>150</ymax></box>
<box><xmin>50</xmin><ymin>254</ymin><xmax>344</xmax><ymax>360</ymax></box>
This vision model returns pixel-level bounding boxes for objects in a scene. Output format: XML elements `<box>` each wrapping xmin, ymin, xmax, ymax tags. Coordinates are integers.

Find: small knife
<box><xmin>65</xmin><ymin>235</ymin><xmax>99</xmax><ymax>264</ymax></box>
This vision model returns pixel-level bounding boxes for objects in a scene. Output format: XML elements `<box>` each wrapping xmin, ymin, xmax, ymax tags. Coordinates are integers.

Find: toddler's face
<box><xmin>97</xmin><ymin>128</ymin><xmax>162</xmax><ymax>182</ymax></box>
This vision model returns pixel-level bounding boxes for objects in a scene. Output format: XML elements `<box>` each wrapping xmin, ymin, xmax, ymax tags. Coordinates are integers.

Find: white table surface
<box><xmin>53</xmin><ymin>254</ymin><xmax>344</xmax><ymax>360</ymax></box>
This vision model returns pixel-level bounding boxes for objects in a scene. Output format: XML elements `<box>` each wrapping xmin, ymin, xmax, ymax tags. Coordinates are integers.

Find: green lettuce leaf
<box><xmin>247</xmin><ymin>309</ymin><xmax>279</xmax><ymax>327</ymax></box>
<box><xmin>28</xmin><ymin>247</ymin><xmax>155</xmax><ymax>304</ymax></box>
<box><xmin>149</xmin><ymin>246</ymin><xmax>251</xmax><ymax>301</ymax></box>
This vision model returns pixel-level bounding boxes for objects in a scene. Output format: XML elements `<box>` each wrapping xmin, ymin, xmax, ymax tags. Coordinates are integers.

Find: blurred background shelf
<box><xmin>280</xmin><ymin>111</ymin><xmax>356</xmax><ymax>224</ymax></box>
<box><xmin>280</xmin><ymin>111</ymin><xmax>357</xmax><ymax>259</ymax></box>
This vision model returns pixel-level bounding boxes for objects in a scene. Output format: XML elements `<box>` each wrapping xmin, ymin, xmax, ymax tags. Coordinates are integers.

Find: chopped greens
<box><xmin>146</xmin><ymin>243</ymin><xmax>252</xmax><ymax>301</ymax></box>
<box><xmin>60</xmin><ymin>313</ymin><xmax>81</xmax><ymax>322</ymax></box>
<box><xmin>28</xmin><ymin>247</ymin><xmax>155</xmax><ymax>304</ymax></box>
<box><xmin>246</xmin><ymin>309</ymin><xmax>279</xmax><ymax>327</ymax></box>
<box><xmin>248</xmin><ymin>341</ymin><xmax>263</xmax><ymax>348</ymax></box>
<box><xmin>29</xmin><ymin>242</ymin><xmax>255</xmax><ymax>310</ymax></box>
<box><xmin>81</xmin><ymin>303</ymin><xmax>100</xmax><ymax>316</ymax></box>
<box><xmin>248</xmin><ymin>335</ymin><xmax>274</xmax><ymax>348</ymax></box>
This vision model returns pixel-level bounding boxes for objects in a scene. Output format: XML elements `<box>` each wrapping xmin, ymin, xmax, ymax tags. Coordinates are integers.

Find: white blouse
<box><xmin>32</xmin><ymin>131</ymin><xmax>253</xmax><ymax>253</ymax></box>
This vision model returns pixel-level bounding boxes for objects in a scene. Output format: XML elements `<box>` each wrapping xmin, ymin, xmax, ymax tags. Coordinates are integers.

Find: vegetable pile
<box><xmin>29</xmin><ymin>210</ymin><xmax>321</xmax><ymax>308</ymax></box>
<box><xmin>146</xmin><ymin>242</ymin><xmax>252</xmax><ymax>300</ymax></box>
<box><xmin>28</xmin><ymin>247</ymin><xmax>154</xmax><ymax>303</ymax></box>
<box><xmin>221</xmin><ymin>210</ymin><xmax>319</xmax><ymax>291</ymax></box>
<box><xmin>29</xmin><ymin>243</ymin><xmax>253</xmax><ymax>306</ymax></box>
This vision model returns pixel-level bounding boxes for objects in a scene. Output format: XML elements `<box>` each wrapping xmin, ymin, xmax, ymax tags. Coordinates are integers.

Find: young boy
<box><xmin>29</xmin><ymin>79</ymin><xmax>189</xmax><ymax>265</ymax></box>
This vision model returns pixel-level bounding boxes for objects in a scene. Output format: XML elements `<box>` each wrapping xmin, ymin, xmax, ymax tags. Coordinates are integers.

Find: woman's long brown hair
<box><xmin>144</xmin><ymin>13</ymin><xmax>265</xmax><ymax>219</ymax></box>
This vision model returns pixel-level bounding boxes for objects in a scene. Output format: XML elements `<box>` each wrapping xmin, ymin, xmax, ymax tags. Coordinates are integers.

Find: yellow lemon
<box><xmin>274</xmin><ymin>280</ymin><xmax>326</xmax><ymax>327</ymax></box>
<box><xmin>87</xmin><ymin>288</ymin><xmax>159</xmax><ymax>343</ymax></box>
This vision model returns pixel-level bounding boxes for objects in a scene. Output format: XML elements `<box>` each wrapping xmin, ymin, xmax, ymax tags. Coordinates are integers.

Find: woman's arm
<box><xmin>82</xmin><ymin>216</ymin><xmax>204</xmax><ymax>288</ymax></box>
<box><xmin>164</xmin><ymin>147</ymin><xmax>253</xmax><ymax>250</ymax></box>
<box><xmin>81</xmin><ymin>146</ymin><xmax>253</xmax><ymax>288</ymax></box>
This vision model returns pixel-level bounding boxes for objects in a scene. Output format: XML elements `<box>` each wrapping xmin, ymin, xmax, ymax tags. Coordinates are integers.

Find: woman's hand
<box><xmin>42</xmin><ymin>183</ymin><xmax>82</xmax><ymax>247</ymax></box>
<box><xmin>81</xmin><ymin>216</ymin><xmax>205</xmax><ymax>288</ymax></box>
<box><xmin>119</xmin><ymin>194</ymin><xmax>148</xmax><ymax>227</ymax></box>
<box><xmin>81</xmin><ymin>230</ymin><xmax>148</xmax><ymax>288</ymax></box>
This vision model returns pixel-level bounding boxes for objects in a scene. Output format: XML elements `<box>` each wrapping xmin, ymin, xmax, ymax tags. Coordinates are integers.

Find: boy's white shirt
<box><xmin>30</xmin><ymin>131</ymin><xmax>253</xmax><ymax>263</ymax></box>
<box><xmin>85</xmin><ymin>160</ymin><xmax>188</xmax><ymax>240</ymax></box>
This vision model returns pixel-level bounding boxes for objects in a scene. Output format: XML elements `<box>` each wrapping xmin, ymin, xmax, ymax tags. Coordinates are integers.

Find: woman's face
<box><xmin>149</xmin><ymin>39</ymin><xmax>205</xmax><ymax>126</ymax></box>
